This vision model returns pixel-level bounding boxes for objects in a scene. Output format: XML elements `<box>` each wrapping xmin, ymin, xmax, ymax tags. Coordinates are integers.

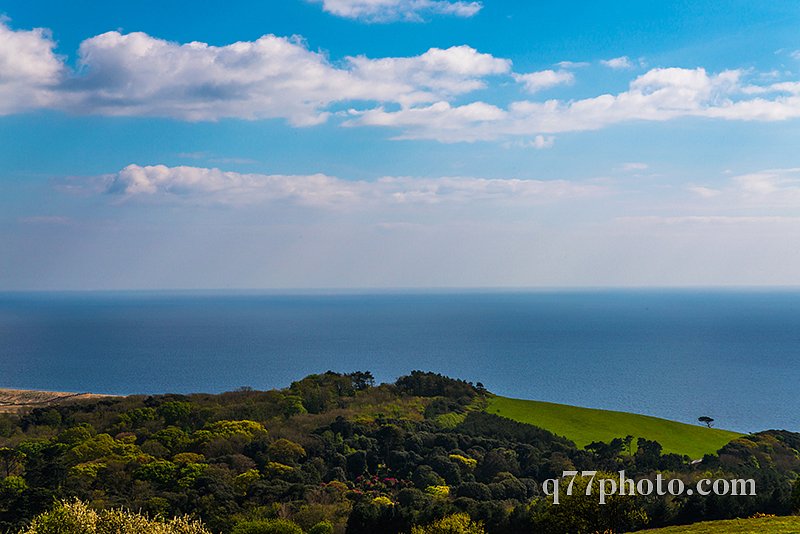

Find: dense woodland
<box><xmin>1</xmin><ymin>371</ymin><xmax>799</xmax><ymax>533</ymax></box>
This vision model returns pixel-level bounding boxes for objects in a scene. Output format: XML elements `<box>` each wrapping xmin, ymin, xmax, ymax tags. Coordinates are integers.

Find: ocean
<box><xmin>1</xmin><ymin>290</ymin><xmax>798</xmax><ymax>433</ymax></box>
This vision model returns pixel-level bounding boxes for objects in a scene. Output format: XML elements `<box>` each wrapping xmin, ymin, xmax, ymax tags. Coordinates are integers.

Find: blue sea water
<box><xmin>1</xmin><ymin>290</ymin><xmax>799</xmax><ymax>434</ymax></box>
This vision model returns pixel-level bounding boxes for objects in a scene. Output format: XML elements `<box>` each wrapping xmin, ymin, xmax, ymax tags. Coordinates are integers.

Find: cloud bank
<box><xmin>4</xmin><ymin>20</ymin><xmax>800</xmax><ymax>141</ymax></box>
<box><xmin>105</xmin><ymin>164</ymin><xmax>603</xmax><ymax>207</ymax></box>
<box><xmin>349</xmin><ymin>67</ymin><xmax>800</xmax><ymax>141</ymax></box>
<box><xmin>68</xmin><ymin>31</ymin><xmax>508</xmax><ymax>125</ymax></box>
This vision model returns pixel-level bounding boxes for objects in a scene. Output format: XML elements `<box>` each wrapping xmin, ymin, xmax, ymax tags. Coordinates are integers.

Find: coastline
<box><xmin>0</xmin><ymin>387</ymin><xmax>113</xmax><ymax>414</ymax></box>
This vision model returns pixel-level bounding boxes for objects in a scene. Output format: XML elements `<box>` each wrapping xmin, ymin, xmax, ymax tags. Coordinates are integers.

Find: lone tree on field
<box><xmin>698</xmin><ymin>416</ymin><xmax>714</xmax><ymax>428</ymax></box>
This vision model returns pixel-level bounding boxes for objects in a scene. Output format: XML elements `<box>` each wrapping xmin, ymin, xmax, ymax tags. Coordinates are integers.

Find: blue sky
<box><xmin>2</xmin><ymin>0</ymin><xmax>800</xmax><ymax>289</ymax></box>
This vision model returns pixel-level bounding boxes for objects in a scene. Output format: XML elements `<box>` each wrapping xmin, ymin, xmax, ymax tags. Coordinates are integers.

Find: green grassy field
<box><xmin>486</xmin><ymin>395</ymin><xmax>742</xmax><ymax>458</ymax></box>
<box><xmin>640</xmin><ymin>516</ymin><xmax>800</xmax><ymax>533</ymax></box>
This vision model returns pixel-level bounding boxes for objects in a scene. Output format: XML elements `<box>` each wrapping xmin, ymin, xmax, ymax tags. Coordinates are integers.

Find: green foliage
<box><xmin>234</xmin><ymin>469</ymin><xmax>261</xmax><ymax>493</ymax></box>
<box><xmin>200</xmin><ymin>420</ymin><xmax>267</xmax><ymax>440</ymax></box>
<box><xmin>231</xmin><ymin>518</ymin><xmax>304</xmax><ymax>534</ymax></box>
<box><xmin>396</xmin><ymin>371</ymin><xmax>478</xmax><ymax>402</ymax></box>
<box><xmin>411</xmin><ymin>513</ymin><xmax>485</xmax><ymax>534</ymax></box>
<box><xmin>279</xmin><ymin>395</ymin><xmax>307</xmax><ymax>418</ymax></box>
<box><xmin>117</xmin><ymin>407</ymin><xmax>158</xmax><ymax>429</ymax></box>
<box><xmin>1</xmin><ymin>371</ymin><xmax>798</xmax><ymax>534</ymax></box>
<box><xmin>20</xmin><ymin>500</ymin><xmax>211</xmax><ymax>534</ymax></box>
<box><xmin>424</xmin><ymin>485</ymin><xmax>450</xmax><ymax>497</ymax></box>
<box><xmin>68</xmin><ymin>461</ymin><xmax>106</xmax><ymax>481</ymax></box>
<box><xmin>154</xmin><ymin>426</ymin><xmax>191</xmax><ymax>452</ymax></box>
<box><xmin>0</xmin><ymin>447</ymin><xmax>26</xmax><ymax>477</ymax></box>
<box><xmin>267</xmin><ymin>438</ymin><xmax>305</xmax><ymax>464</ymax></box>
<box><xmin>173</xmin><ymin>452</ymin><xmax>204</xmax><ymax>464</ymax></box>
<box><xmin>58</xmin><ymin>424</ymin><xmax>95</xmax><ymax>445</ymax></box>
<box><xmin>264</xmin><ymin>461</ymin><xmax>295</xmax><ymax>477</ymax></box>
<box><xmin>306</xmin><ymin>520</ymin><xmax>333</xmax><ymax>534</ymax></box>
<box><xmin>157</xmin><ymin>401</ymin><xmax>193</xmax><ymax>425</ymax></box>
<box><xmin>435</xmin><ymin>412</ymin><xmax>466</xmax><ymax>429</ymax></box>
<box><xmin>136</xmin><ymin>459</ymin><xmax>178</xmax><ymax>486</ymax></box>
<box><xmin>288</xmin><ymin>371</ymin><xmax>374</xmax><ymax>414</ymax></box>
<box><xmin>67</xmin><ymin>433</ymin><xmax>142</xmax><ymax>463</ymax></box>
<box><xmin>448</xmin><ymin>454</ymin><xmax>477</xmax><ymax>469</ymax></box>
<box><xmin>372</xmin><ymin>495</ymin><xmax>393</xmax><ymax>507</ymax></box>
<box><xmin>0</xmin><ymin>476</ymin><xmax>27</xmax><ymax>499</ymax></box>
<box><xmin>525</xmin><ymin>470</ymin><xmax>648</xmax><ymax>534</ymax></box>
<box><xmin>175</xmin><ymin>461</ymin><xmax>206</xmax><ymax>488</ymax></box>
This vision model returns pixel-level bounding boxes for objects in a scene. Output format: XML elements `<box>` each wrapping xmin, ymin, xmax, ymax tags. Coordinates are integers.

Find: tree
<box><xmin>267</xmin><ymin>438</ymin><xmax>306</xmax><ymax>465</ymax></box>
<box><xmin>698</xmin><ymin>416</ymin><xmax>714</xmax><ymax>428</ymax></box>
<box><xmin>350</xmin><ymin>371</ymin><xmax>374</xmax><ymax>391</ymax></box>
<box><xmin>792</xmin><ymin>477</ymin><xmax>800</xmax><ymax>514</ymax></box>
<box><xmin>0</xmin><ymin>448</ymin><xmax>26</xmax><ymax>478</ymax></box>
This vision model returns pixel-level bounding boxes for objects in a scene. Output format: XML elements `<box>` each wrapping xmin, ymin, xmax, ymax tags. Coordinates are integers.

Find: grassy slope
<box><xmin>640</xmin><ymin>516</ymin><xmax>800</xmax><ymax>533</ymax></box>
<box><xmin>486</xmin><ymin>395</ymin><xmax>742</xmax><ymax>458</ymax></box>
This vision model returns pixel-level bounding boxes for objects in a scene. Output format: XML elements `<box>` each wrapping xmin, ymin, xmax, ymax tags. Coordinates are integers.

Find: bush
<box><xmin>21</xmin><ymin>500</ymin><xmax>212</xmax><ymax>534</ymax></box>
<box><xmin>411</xmin><ymin>513</ymin><xmax>485</xmax><ymax>534</ymax></box>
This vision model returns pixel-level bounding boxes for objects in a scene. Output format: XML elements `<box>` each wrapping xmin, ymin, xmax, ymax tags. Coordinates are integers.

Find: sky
<box><xmin>2</xmin><ymin>0</ymin><xmax>800</xmax><ymax>289</ymax></box>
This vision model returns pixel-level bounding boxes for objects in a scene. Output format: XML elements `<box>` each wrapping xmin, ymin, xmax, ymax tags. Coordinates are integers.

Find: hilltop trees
<box><xmin>698</xmin><ymin>416</ymin><xmax>714</xmax><ymax>428</ymax></box>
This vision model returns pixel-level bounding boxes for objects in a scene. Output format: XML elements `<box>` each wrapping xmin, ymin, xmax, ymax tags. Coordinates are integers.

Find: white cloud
<box><xmin>529</xmin><ymin>135</ymin><xmax>555</xmax><ymax>149</ymax></box>
<box><xmin>311</xmin><ymin>0</ymin><xmax>482</xmax><ymax>22</ymax></box>
<box><xmin>105</xmin><ymin>164</ymin><xmax>603</xmax><ymax>207</ymax></box>
<box><xmin>6</xmin><ymin>20</ymin><xmax>800</xmax><ymax>143</ymax></box>
<box><xmin>601</xmin><ymin>56</ymin><xmax>634</xmax><ymax>69</ymax></box>
<box><xmin>0</xmin><ymin>21</ymin><xmax>508</xmax><ymax>124</ymax></box>
<box><xmin>346</xmin><ymin>45</ymin><xmax>510</xmax><ymax>106</ymax></box>
<box><xmin>687</xmin><ymin>185</ymin><xmax>722</xmax><ymax>198</ymax></box>
<box><xmin>685</xmin><ymin>168</ymin><xmax>800</xmax><ymax>208</ymax></box>
<box><xmin>501</xmin><ymin>135</ymin><xmax>555</xmax><ymax>150</ymax></box>
<box><xmin>66</xmin><ymin>32</ymin><xmax>507</xmax><ymax>124</ymax></box>
<box><xmin>348</xmin><ymin>67</ymin><xmax>800</xmax><ymax>141</ymax></box>
<box><xmin>0</xmin><ymin>20</ymin><xmax>64</xmax><ymax>114</ymax></box>
<box><xmin>621</xmin><ymin>162</ymin><xmax>648</xmax><ymax>171</ymax></box>
<box><xmin>107</xmin><ymin>165</ymin><xmax>363</xmax><ymax>207</ymax></box>
<box><xmin>555</xmin><ymin>60</ymin><xmax>590</xmax><ymax>69</ymax></box>
<box><xmin>347</xmin><ymin>100</ymin><xmax>507</xmax><ymax>142</ymax></box>
<box><xmin>513</xmin><ymin>69</ymin><xmax>574</xmax><ymax>94</ymax></box>
<box><xmin>730</xmin><ymin>168</ymin><xmax>800</xmax><ymax>203</ymax></box>
<box><xmin>70</xmin><ymin>31</ymin><xmax>343</xmax><ymax>125</ymax></box>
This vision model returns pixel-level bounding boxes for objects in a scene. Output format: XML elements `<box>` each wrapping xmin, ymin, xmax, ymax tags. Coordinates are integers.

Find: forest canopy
<box><xmin>1</xmin><ymin>371</ymin><xmax>799</xmax><ymax>534</ymax></box>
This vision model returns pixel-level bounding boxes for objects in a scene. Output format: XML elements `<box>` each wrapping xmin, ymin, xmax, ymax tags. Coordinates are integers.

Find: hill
<box><xmin>2</xmin><ymin>371</ymin><xmax>798</xmax><ymax>534</ymax></box>
<box><xmin>486</xmin><ymin>395</ymin><xmax>742</xmax><ymax>458</ymax></box>
<box><xmin>640</xmin><ymin>515</ymin><xmax>800</xmax><ymax>533</ymax></box>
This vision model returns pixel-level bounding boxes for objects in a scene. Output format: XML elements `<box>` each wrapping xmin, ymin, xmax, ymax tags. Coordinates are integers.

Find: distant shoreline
<box><xmin>0</xmin><ymin>388</ymin><xmax>114</xmax><ymax>414</ymax></box>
